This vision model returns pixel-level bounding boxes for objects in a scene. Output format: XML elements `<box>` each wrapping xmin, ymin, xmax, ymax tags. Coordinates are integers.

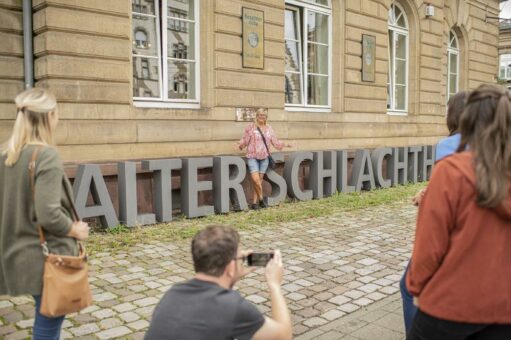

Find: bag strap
<box><xmin>29</xmin><ymin>147</ymin><xmax>81</xmax><ymax>256</ymax></box>
<box><xmin>29</xmin><ymin>147</ymin><xmax>47</xmax><ymax>250</ymax></box>
<box><xmin>256</xmin><ymin>126</ymin><xmax>272</xmax><ymax>156</ymax></box>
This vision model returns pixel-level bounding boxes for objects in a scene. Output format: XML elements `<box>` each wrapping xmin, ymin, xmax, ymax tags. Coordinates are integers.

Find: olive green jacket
<box><xmin>0</xmin><ymin>145</ymin><xmax>78</xmax><ymax>296</ymax></box>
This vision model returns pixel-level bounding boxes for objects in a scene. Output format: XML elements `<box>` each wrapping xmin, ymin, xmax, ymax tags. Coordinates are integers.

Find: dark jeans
<box><xmin>400</xmin><ymin>263</ymin><xmax>418</xmax><ymax>334</ymax></box>
<box><xmin>407</xmin><ymin>309</ymin><xmax>511</xmax><ymax>340</ymax></box>
<box><xmin>33</xmin><ymin>295</ymin><xmax>65</xmax><ymax>340</ymax></box>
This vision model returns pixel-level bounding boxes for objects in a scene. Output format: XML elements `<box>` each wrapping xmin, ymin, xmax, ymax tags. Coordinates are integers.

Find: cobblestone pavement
<box><xmin>0</xmin><ymin>201</ymin><xmax>416</xmax><ymax>339</ymax></box>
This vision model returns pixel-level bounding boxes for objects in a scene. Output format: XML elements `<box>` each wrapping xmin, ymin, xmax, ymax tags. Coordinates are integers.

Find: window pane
<box><xmin>133</xmin><ymin>57</ymin><xmax>161</xmax><ymax>98</ymax></box>
<box><xmin>450</xmin><ymin>31</ymin><xmax>458</xmax><ymax>49</ymax></box>
<box><xmin>307</xmin><ymin>12</ymin><xmax>328</xmax><ymax>44</ymax></box>
<box><xmin>285</xmin><ymin>41</ymin><xmax>301</xmax><ymax>72</ymax></box>
<box><xmin>395</xmin><ymin>59</ymin><xmax>406</xmax><ymax>85</ymax></box>
<box><xmin>500</xmin><ymin>66</ymin><xmax>506</xmax><ymax>79</ymax></box>
<box><xmin>132</xmin><ymin>0</ymin><xmax>155</xmax><ymax>15</ymax></box>
<box><xmin>285</xmin><ymin>10</ymin><xmax>299</xmax><ymax>40</ymax></box>
<box><xmin>307</xmin><ymin>43</ymin><xmax>328</xmax><ymax>75</ymax></box>
<box><xmin>395</xmin><ymin>33</ymin><xmax>406</xmax><ymax>59</ymax></box>
<box><xmin>133</xmin><ymin>17</ymin><xmax>159</xmax><ymax>56</ymax></box>
<box><xmin>387</xmin><ymin>31</ymin><xmax>393</xmax><ymax>109</ymax></box>
<box><xmin>304</xmin><ymin>0</ymin><xmax>329</xmax><ymax>6</ymax></box>
<box><xmin>285</xmin><ymin>72</ymin><xmax>302</xmax><ymax>104</ymax></box>
<box><xmin>396</xmin><ymin>13</ymin><xmax>406</xmax><ymax>28</ymax></box>
<box><xmin>168</xmin><ymin>0</ymin><xmax>194</xmax><ymax>20</ymax></box>
<box><xmin>168</xmin><ymin>21</ymin><xmax>195</xmax><ymax>59</ymax></box>
<box><xmin>307</xmin><ymin>75</ymin><xmax>328</xmax><ymax>105</ymax></box>
<box><xmin>449</xmin><ymin>74</ymin><xmax>457</xmax><ymax>94</ymax></box>
<box><xmin>167</xmin><ymin>60</ymin><xmax>195</xmax><ymax>100</ymax></box>
<box><xmin>449</xmin><ymin>53</ymin><xmax>458</xmax><ymax>74</ymax></box>
<box><xmin>395</xmin><ymin>85</ymin><xmax>406</xmax><ymax>110</ymax></box>
<box><xmin>387</xmin><ymin>83</ymin><xmax>392</xmax><ymax>109</ymax></box>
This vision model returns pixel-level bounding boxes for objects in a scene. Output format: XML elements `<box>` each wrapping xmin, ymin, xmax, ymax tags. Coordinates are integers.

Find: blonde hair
<box><xmin>2</xmin><ymin>88</ymin><xmax>58</xmax><ymax>166</ymax></box>
<box><xmin>253</xmin><ymin>108</ymin><xmax>267</xmax><ymax>127</ymax></box>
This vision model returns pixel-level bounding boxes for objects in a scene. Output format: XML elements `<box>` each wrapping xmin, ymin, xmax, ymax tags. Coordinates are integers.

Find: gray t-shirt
<box><xmin>145</xmin><ymin>279</ymin><xmax>265</xmax><ymax>340</ymax></box>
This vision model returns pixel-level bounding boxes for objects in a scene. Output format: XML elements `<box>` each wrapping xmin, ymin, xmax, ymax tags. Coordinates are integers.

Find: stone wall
<box><xmin>0</xmin><ymin>0</ymin><xmax>500</xmax><ymax>163</ymax></box>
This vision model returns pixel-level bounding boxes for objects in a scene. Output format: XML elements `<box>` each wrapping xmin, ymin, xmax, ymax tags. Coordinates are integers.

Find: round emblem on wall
<box><xmin>248</xmin><ymin>32</ymin><xmax>259</xmax><ymax>48</ymax></box>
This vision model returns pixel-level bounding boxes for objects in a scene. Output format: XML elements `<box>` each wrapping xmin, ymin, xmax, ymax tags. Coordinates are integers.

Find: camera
<box><xmin>247</xmin><ymin>252</ymin><xmax>274</xmax><ymax>266</ymax></box>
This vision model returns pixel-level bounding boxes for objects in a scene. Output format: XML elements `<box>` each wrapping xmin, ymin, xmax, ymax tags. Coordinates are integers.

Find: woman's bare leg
<box><xmin>250</xmin><ymin>172</ymin><xmax>262</xmax><ymax>204</ymax></box>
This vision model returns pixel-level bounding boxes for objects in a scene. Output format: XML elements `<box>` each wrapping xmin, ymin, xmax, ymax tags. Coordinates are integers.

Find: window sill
<box><xmin>386</xmin><ymin>110</ymin><xmax>408</xmax><ymax>116</ymax></box>
<box><xmin>133</xmin><ymin>101</ymin><xmax>201</xmax><ymax>109</ymax></box>
<box><xmin>285</xmin><ymin>106</ymin><xmax>331</xmax><ymax>113</ymax></box>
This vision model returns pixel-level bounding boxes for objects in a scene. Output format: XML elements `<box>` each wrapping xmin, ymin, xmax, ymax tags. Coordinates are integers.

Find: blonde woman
<box><xmin>0</xmin><ymin>88</ymin><xmax>89</xmax><ymax>339</ymax></box>
<box><xmin>237</xmin><ymin>110</ymin><xmax>292</xmax><ymax>209</ymax></box>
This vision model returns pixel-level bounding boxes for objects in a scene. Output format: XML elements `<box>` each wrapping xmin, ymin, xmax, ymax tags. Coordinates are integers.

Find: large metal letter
<box><xmin>284</xmin><ymin>152</ymin><xmax>313</xmax><ymax>201</ymax></box>
<box><xmin>73</xmin><ymin>164</ymin><xmax>118</xmax><ymax>228</ymax></box>
<box><xmin>213</xmin><ymin>156</ymin><xmax>248</xmax><ymax>213</ymax></box>
<box><xmin>389</xmin><ymin>147</ymin><xmax>408</xmax><ymax>186</ymax></box>
<box><xmin>142</xmin><ymin>159</ymin><xmax>182</xmax><ymax>222</ymax></box>
<box><xmin>310</xmin><ymin>151</ymin><xmax>337</xmax><ymax>198</ymax></box>
<box><xmin>418</xmin><ymin>145</ymin><xmax>436</xmax><ymax>181</ymax></box>
<box><xmin>407</xmin><ymin>146</ymin><xmax>422</xmax><ymax>184</ymax></box>
<box><xmin>336</xmin><ymin>150</ymin><xmax>355</xmax><ymax>193</ymax></box>
<box><xmin>350</xmin><ymin>149</ymin><xmax>375</xmax><ymax>191</ymax></box>
<box><xmin>182</xmin><ymin>158</ymin><xmax>214</xmax><ymax>218</ymax></box>
<box><xmin>371</xmin><ymin>147</ymin><xmax>392</xmax><ymax>188</ymax></box>
<box><xmin>118</xmin><ymin>162</ymin><xmax>156</xmax><ymax>227</ymax></box>
<box><xmin>265</xmin><ymin>152</ymin><xmax>287</xmax><ymax>206</ymax></box>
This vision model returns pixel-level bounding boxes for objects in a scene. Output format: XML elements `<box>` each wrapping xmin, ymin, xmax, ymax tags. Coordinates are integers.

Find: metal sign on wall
<box><xmin>362</xmin><ymin>34</ymin><xmax>376</xmax><ymax>82</ymax></box>
<box><xmin>242</xmin><ymin>7</ymin><xmax>264</xmax><ymax>69</ymax></box>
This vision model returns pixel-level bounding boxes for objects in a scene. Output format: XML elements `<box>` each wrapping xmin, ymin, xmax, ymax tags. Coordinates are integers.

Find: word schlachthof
<box><xmin>73</xmin><ymin>146</ymin><xmax>435</xmax><ymax>228</ymax></box>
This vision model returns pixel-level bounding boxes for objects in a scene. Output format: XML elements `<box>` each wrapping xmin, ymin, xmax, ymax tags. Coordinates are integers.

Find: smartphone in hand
<box><xmin>247</xmin><ymin>252</ymin><xmax>274</xmax><ymax>266</ymax></box>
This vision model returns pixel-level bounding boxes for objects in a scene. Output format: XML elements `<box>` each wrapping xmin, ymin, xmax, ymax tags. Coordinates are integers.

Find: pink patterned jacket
<box><xmin>238</xmin><ymin>123</ymin><xmax>285</xmax><ymax>160</ymax></box>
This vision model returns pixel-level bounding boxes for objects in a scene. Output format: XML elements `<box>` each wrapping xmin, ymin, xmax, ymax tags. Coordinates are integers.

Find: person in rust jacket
<box><xmin>406</xmin><ymin>84</ymin><xmax>511</xmax><ymax>339</ymax></box>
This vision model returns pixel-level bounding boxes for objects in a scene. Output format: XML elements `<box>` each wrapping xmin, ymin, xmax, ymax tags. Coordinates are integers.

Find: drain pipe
<box><xmin>22</xmin><ymin>0</ymin><xmax>33</xmax><ymax>89</ymax></box>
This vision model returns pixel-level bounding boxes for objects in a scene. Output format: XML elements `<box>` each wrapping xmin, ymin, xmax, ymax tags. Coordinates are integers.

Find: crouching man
<box><xmin>145</xmin><ymin>224</ymin><xmax>292</xmax><ymax>340</ymax></box>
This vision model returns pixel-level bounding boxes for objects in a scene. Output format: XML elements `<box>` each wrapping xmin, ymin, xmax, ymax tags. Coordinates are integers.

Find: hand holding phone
<box><xmin>265</xmin><ymin>250</ymin><xmax>283</xmax><ymax>289</ymax></box>
<box><xmin>247</xmin><ymin>252</ymin><xmax>274</xmax><ymax>266</ymax></box>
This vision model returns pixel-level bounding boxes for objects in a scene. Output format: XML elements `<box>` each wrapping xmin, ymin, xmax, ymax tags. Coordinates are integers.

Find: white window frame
<box><xmin>499</xmin><ymin>54</ymin><xmax>511</xmax><ymax>80</ymax></box>
<box><xmin>447</xmin><ymin>30</ymin><xmax>459</xmax><ymax>101</ymax></box>
<box><xmin>132</xmin><ymin>0</ymin><xmax>200</xmax><ymax>109</ymax></box>
<box><xmin>285</xmin><ymin>0</ymin><xmax>332</xmax><ymax>112</ymax></box>
<box><xmin>387</xmin><ymin>2</ymin><xmax>409</xmax><ymax>116</ymax></box>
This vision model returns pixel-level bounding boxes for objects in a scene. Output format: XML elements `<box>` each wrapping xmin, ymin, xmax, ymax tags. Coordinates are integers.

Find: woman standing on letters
<box><xmin>0</xmin><ymin>88</ymin><xmax>89</xmax><ymax>340</ymax></box>
<box><xmin>237</xmin><ymin>110</ymin><xmax>292</xmax><ymax>210</ymax></box>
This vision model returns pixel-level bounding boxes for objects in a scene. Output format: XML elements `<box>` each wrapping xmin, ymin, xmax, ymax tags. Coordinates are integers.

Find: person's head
<box><xmin>2</xmin><ymin>88</ymin><xmax>59</xmax><ymax>166</ymax></box>
<box><xmin>191</xmin><ymin>225</ymin><xmax>241</xmax><ymax>286</ymax></box>
<box><xmin>254</xmin><ymin>109</ymin><xmax>267</xmax><ymax>127</ymax></box>
<box><xmin>446</xmin><ymin>91</ymin><xmax>469</xmax><ymax>136</ymax></box>
<box><xmin>458</xmin><ymin>84</ymin><xmax>511</xmax><ymax>208</ymax></box>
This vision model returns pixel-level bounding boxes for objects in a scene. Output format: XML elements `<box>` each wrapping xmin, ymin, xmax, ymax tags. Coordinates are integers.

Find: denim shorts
<box><xmin>247</xmin><ymin>157</ymin><xmax>269</xmax><ymax>174</ymax></box>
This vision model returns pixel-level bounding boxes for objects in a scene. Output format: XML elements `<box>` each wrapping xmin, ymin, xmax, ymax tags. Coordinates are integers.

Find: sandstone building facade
<box><xmin>0</xmin><ymin>0</ymin><xmax>500</xmax><ymax>165</ymax></box>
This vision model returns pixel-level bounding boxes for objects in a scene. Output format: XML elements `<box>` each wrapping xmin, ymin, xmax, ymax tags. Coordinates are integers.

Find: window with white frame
<box><xmin>132</xmin><ymin>0</ymin><xmax>199</xmax><ymax>105</ymax></box>
<box><xmin>285</xmin><ymin>0</ymin><xmax>331</xmax><ymax>109</ymax></box>
<box><xmin>447</xmin><ymin>30</ymin><xmax>459</xmax><ymax>100</ymax></box>
<box><xmin>387</xmin><ymin>2</ymin><xmax>408</xmax><ymax>113</ymax></box>
<box><xmin>499</xmin><ymin>54</ymin><xmax>511</xmax><ymax>80</ymax></box>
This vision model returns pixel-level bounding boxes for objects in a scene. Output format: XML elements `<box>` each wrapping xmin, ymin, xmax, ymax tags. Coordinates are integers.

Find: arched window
<box><xmin>387</xmin><ymin>2</ymin><xmax>408</xmax><ymax>113</ymax></box>
<box><xmin>447</xmin><ymin>30</ymin><xmax>459</xmax><ymax>100</ymax></box>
